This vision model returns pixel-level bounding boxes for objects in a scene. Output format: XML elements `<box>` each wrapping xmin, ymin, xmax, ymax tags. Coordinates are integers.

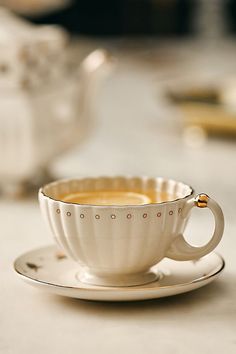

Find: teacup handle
<box><xmin>166</xmin><ymin>194</ymin><xmax>224</xmax><ymax>261</ymax></box>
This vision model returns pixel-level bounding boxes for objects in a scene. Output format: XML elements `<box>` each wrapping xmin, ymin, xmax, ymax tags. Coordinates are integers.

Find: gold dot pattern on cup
<box><xmin>56</xmin><ymin>209</ymin><xmax>60</xmax><ymax>214</ymax></box>
<box><xmin>62</xmin><ymin>211</ymin><xmax>185</xmax><ymax>219</ymax></box>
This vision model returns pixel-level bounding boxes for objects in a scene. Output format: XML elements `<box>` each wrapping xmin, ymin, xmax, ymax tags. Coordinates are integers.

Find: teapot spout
<box><xmin>81</xmin><ymin>49</ymin><xmax>112</xmax><ymax>76</ymax></box>
<box><xmin>78</xmin><ymin>49</ymin><xmax>113</xmax><ymax>139</ymax></box>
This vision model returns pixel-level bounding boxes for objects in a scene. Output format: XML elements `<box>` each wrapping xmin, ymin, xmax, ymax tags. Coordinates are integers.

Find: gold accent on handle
<box><xmin>195</xmin><ymin>193</ymin><xmax>209</xmax><ymax>208</ymax></box>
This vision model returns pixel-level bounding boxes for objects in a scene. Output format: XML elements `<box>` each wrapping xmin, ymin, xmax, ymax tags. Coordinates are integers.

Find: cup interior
<box><xmin>41</xmin><ymin>176</ymin><xmax>193</xmax><ymax>206</ymax></box>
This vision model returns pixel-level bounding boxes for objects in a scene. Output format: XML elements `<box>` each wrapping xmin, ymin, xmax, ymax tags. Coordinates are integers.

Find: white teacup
<box><xmin>39</xmin><ymin>176</ymin><xmax>224</xmax><ymax>287</ymax></box>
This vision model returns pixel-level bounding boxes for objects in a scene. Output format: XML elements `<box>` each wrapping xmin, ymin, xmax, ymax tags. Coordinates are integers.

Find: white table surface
<box><xmin>1</xmin><ymin>40</ymin><xmax>236</xmax><ymax>354</ymax></box>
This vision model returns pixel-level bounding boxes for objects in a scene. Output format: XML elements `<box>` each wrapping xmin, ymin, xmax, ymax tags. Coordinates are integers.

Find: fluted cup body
<box><xmin>39</xmin><ymin>176</ymin><xmax>194</xmax><ymax>286</ymax></box>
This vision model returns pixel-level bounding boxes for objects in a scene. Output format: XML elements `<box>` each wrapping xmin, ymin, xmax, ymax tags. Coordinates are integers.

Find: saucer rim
<box><xmin>13</xmin><ymin>245</ymin><xmax>225</xmax><ymax>292</ymax></box>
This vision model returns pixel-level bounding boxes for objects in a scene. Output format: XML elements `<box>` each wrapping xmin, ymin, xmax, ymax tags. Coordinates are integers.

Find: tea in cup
<box><xmin>39</xmin><ymin>176</ymin><xmax>224</xmax><ymax>287</ymax></box>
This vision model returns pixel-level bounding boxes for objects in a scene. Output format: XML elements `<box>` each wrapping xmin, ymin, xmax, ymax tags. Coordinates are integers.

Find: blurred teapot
<box><xmin>0</xmin><ymin>9</ymin><xmax>111</xmax><ymax>196</ymax></box>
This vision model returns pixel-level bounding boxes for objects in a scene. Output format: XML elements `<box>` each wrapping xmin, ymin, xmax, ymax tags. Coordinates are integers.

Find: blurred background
<box><xmin>1</xmin><ymin>0</ymin><xmax>236</xmax><ymax>246</ymax></box>
<box><xmin>1</xmin><ymin>0</ymin><xmax>236</xmax><ymax>183</ymax></box>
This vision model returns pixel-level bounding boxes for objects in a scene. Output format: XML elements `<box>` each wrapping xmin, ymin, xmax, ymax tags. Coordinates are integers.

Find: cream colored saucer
<box><xmin>14</xmin><ymin>245</ymin><xmax>225</xmax><ymax>302</ymax></box>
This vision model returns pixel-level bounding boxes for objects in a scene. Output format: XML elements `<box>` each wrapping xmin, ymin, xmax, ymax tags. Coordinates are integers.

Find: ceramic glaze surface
<box><xmin>39</xmin><ymin>176</ymin><xmax>224</xmax><ymax>286</ymax></box>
